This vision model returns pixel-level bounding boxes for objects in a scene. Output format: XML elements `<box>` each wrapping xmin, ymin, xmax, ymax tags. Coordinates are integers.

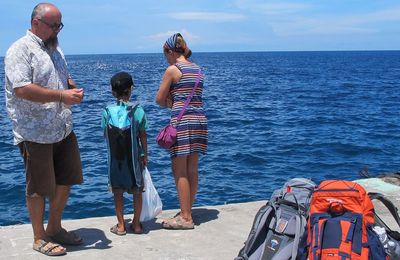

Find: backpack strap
<box><xmin>104</xmin><ymin>107</ymin><xmax>111</xmax><ymax>131</ymax></box>
<box><xmin>276</xmin><ymin>192</ymin><xmax>305</xmax><ymax>259</ymax></box>
<box><xmin>238</xmin><ymin>203</ymin><xmax>276</xmax><ymax>258</ymax></box>
<box><xmin>312</xmin><ymin>217</ymin><xmax>327</xmax><ymax>260</ymax></box>
<box><xmin>291</xmin><ymin>213</ymin><xmax>304</xmax><ymax>259</ymax></box>
<box><xmin>368</xmin><ymin>192</ymin><xmax>400</xmax><ymax>240</ymax></box>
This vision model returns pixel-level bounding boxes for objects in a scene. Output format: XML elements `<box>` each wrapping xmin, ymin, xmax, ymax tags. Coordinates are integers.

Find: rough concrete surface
<box><xmin>1</xmin><ymin>177</ymin><xmax>399</xmax><ymax>260</ymax></box>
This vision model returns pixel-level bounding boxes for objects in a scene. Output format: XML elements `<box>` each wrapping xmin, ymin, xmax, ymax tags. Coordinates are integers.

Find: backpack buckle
<box><xmin>276</xmin><ymin>218</ymin><xmax>288</xmax><ymax>233</ymax></box>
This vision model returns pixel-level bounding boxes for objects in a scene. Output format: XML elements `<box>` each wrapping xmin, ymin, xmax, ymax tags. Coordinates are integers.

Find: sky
<box><xmin>0</xmin><ymin>0</ymin><xmax>399</xmax><ymax>55</ymax></box>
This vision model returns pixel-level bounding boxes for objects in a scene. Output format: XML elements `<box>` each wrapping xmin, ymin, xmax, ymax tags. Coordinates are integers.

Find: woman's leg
<box><xmin>187</xmin><ymin>153</ymin><xmax>199</xmax><ymax>208</ymax></box>
<box><xmin>172</xmin><ymin>155</ymin><xmax>193</xmax><ymax>222</ymax></box>
<box><xmin>113</xmin><ymin>191</ymin><xmax>125</xmax><ymax>232</ymax></box>
<box><xmin>132</xmin><ymin>192</ymin><xmax>143</xmax><ymax>233</ymax></box>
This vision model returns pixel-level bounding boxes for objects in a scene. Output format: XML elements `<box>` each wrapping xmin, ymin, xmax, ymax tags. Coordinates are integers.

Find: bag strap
<box><xmin>242</xmin><ymin>204</ymin><xmax>275</xmax><ymax>257</ymax></box>
<box><xmin>176</xmin><ymin>68</ymin><xmax>202</xmax><ymax>122</ymax></box>
<box><xmin>127</xmin><ymin>103</ymin><xmax>139</xmax><ymax>121</ymax></box>
<box><xmin>292</xmin><ymin>213</ymin><xmax>303</xmax><ymax>259</ymax></box>
<box><xmin>369</xmin><ymin>192</ymin><xmax>400</xmax><ymax>227</ymax></box>
<box><xmin>368</xmin><ymin>192</ymin><xmax>400</xmax><ymax>240</ymax></box>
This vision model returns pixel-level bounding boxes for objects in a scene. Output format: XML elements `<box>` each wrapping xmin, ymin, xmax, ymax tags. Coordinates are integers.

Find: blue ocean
<box><xmin>1</xmin><ymin>51</ymin><xmax>399</xmax><ymax>226</ymax></box>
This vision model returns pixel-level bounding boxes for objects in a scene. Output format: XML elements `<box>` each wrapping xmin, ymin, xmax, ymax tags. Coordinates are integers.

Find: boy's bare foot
<box><xmin>130</xmin><ymin>223</ymin><xmax>143</xmax><ymax>234</ymax></box>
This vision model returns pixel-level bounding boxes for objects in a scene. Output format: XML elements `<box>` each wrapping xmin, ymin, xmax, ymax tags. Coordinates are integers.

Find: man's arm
<box><xmin>14</xmin><ymin>83</ymin><xmax>84</xmax><ymax>105</ymax></box>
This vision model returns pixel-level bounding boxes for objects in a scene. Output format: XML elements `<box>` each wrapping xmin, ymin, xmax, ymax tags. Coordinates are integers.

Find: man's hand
<box><xmin>62</xmin><ymin>88</ymin><xmax>84</xmax><ymax>105</ymax></box>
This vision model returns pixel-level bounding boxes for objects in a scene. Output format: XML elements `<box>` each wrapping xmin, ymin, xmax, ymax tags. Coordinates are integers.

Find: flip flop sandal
<box><xmin>162</xmin><ymin>215</ymin><xmax>194</xmax><ymax>230</ymax></box>
<box><xmin>33</xmin><ymin>239</ymin><xmax>66</xmax><ymax>256</ymax></box>
<box><xmin>173</xmin><ymin>211</ymin><xmax>195</xmax><ymax>223</ymax></box>
<box><xmin>50</xmin><ymin>228</ymin><xmax>83</xmax><ymax>245</ymax></box>
<box><xmin>110</xmin><ymin>224</ymin><xmax>127</xmax><ymax>236</ymax></box>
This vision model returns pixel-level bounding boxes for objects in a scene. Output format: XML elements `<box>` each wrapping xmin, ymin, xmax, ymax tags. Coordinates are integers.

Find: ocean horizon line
<box><xmin>1</xmin><ymin>49</ymin><xmax>400</xmax><ymax>59</ymax></box>
<box><xmin>62</xmin><ymin>49</ymin><xmax>400</xmax><ymax>57</ymax></box>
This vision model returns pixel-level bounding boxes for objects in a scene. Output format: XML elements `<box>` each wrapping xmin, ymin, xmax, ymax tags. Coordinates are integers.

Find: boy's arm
<box><xmin>139</xmin><ymin>131</ymin><xmax>148</xmax><ymax>167</ymax></box>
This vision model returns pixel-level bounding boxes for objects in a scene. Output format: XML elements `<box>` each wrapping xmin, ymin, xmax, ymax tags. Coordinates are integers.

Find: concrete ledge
<box><xmin>0</xmin><ymin>201</ymin><xmax>266</xmax><ymax>260</ymax></box>
<box><xmin>1</xmin><ymin>177</ymin><xmax>399</xmax><ymax>260</ymax></box>
<box><xmin>355</xmin><ymin>178</ymin><xmax>400</xmax><ymax>193</ymax></box>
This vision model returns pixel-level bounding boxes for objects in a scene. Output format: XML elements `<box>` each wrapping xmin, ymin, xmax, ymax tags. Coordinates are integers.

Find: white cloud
<box><xmin>145</xmin><ymin>29</ymin><xmax>200</xmax><ymax>42</ymax></box>
<box><xmin>235</xmin><ymin>0</ymin><xmax>310</xmax><ymax>15</ymax></box>
<box><xmin>344</xmin><ymin>7</ymin><xmax>400</xmax><ymax>24</ymax></box>
<box><xmin>169</xmin><ymin>12</ymin><xmax>245</xmax><ymax>22</ymax></box>
<box><xmin>233</xmin><ymin>1</ymin><xmax>400</xmax><ymax>36</ymax></box>
<box><xmin>267</xmin><ymin>6</ymin><xmax>400</xmax><ymax>36</ymax></box>
<box><xmin>272</xmin><ymin>20</ymin><xmax>378</xmax><ymax>36</ymax></box>
<box><xmin>253</xmin><ymin>3</ymin><xmax>310</xmax><ymax>15</ymax></box>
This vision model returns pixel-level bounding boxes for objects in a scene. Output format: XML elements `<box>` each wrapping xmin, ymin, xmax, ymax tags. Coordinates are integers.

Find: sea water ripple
<box><xmin>0</xmin><ymin>51</ymin><xmax>399</xmax><ymax>225</ymax></box>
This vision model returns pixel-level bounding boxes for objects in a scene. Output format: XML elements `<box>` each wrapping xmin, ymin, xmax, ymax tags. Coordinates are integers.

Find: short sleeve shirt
<box><xmin>101</xmin><ymin>101</ymin><xmax>148</xmax><ymax>158</ymax></box>
<box><xmin>101</xmin><ymin>102</ymin><xmax>148</xmax><ymax>132</ymax></box>
<box><xmin>5</xmin><ymin>30</ymin><xmax>73</xmax><ymax>144</ymax></box>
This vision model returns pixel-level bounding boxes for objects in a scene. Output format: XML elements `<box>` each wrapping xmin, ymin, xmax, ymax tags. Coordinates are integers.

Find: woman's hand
<box><xmin>166</xmin><ymin>95</ymin><xmax>173</xmax><ymax>108</ymax></box>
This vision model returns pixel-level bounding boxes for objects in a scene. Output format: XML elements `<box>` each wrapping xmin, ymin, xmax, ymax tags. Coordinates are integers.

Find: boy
<box><xmin>101</xmin><ymin>72</ymin><xmax>148</xmax><ymax>235</ymax></box>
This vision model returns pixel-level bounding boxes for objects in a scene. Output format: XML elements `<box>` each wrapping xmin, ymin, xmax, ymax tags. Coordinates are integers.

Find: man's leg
<box><xmin>28</xmin><ymin>195</ymin><xmax>65</xmax><ymax>254</ymax></box>
<box><xmin>46</xmin><ymin>185</ymin><xmax>70</xmax><ymax>235</ymax></box>
<box><xmin>46</xmin><ymin>185</ymin><xmax>82</xmax><ymax>244</ymax></box>
<box><xmin>18</xmin><ymin>141</ymin><xmax>65</xmax><ymax>252</ymax></box>
<box><xmin>27</xmin><ymin>195</ymin><xmax>46</xmax><ymax>241</ymax></box>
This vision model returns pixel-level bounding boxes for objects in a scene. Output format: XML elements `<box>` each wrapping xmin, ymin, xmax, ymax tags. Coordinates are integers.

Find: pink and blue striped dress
<box><xmin>169</xmin><ymin>62</ymin><xmax>208</xmax><ymax>157</ymax></box>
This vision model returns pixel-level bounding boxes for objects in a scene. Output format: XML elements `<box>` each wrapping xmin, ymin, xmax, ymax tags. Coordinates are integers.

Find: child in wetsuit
<box><xmin>101</xmin><ymin>72</ymin><xmax>148</xmax><ymax>235</ymax></box>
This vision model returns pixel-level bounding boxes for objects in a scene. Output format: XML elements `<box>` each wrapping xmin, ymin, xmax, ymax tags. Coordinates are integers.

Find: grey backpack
<box><xmin>235</xmin><ymin>178</ymin><xmax>316</xmax><ymax>260</ymax></box>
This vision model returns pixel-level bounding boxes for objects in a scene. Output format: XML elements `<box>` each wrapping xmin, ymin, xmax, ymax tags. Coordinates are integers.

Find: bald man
<box><xmin>5</xmin><ymin>3</ymin><xmax>84</xmax><ymax>256</ymax></box>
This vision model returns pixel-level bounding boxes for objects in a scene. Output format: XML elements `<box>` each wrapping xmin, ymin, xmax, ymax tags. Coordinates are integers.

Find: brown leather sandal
<box><xmin>33</xmin><ymin>239</ymin><xmax>66</xmax><ymax>256</ymax></box>
<box><xmin>162</xmin><ymin>215</ymin><xmax>194</xmax><ymax>230</ymax></box>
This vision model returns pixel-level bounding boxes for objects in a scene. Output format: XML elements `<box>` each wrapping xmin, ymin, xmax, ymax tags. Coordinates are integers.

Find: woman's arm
<box><xmin>156</xmin><ymin>65</ymin><xmax>180</xmax><ymax>107</ymax></box>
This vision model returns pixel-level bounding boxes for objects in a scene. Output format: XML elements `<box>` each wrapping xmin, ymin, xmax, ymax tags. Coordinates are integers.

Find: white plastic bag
<box><xmin>140</xmin><ymin>167</ymin><xmax>163</xmax><ymax>222</ymax></box>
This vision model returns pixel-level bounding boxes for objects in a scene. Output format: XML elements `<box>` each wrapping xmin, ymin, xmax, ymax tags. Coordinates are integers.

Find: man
<box><xmin>5</xmin><ymin>3</ymin><xmax>84</xmax><ymax>256</ymax></box>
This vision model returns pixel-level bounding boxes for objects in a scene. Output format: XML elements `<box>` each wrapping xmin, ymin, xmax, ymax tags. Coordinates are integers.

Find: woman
<box><xmin>156</xmin><ymin>33</ymin><xmax>208</xmax><ymax>229</ymax></box>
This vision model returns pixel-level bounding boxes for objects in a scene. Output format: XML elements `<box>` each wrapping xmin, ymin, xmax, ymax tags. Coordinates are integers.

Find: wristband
<box><xmin>59</xmin><ymin>90</ymin><xmax>63</xmax><ymax>103</ymax></box>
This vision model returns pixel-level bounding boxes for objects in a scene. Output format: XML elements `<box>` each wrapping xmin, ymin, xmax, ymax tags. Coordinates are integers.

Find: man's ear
<box><xmin>31</xmin><ymin>18</ymin><xmax>39</xmax><ymax>28</ymax></box>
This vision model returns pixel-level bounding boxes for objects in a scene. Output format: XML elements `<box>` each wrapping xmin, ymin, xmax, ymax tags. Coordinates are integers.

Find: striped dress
<box><xmin>169</xmin><ymin>62</ymin><xmax>208</xmax><ymax>157</ymax></box>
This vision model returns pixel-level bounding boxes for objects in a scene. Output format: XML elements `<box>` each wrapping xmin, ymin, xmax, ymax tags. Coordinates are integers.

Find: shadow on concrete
<box><xmin>142</xmin><ymin>218</ymin><xmax>163</xmax><ymax>232</ymax></box>
<box><xmin>65</xmin><ymin>228</ymin><xmax>112</xmax><ymax>252</ymax></box>
<box><xmin>192</xmin><ymin>208</ymin><xmax>219</xmax><ymax>226</ymax></box>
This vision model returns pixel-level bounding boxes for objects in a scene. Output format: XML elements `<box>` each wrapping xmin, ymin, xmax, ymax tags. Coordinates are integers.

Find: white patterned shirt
<box><xmin>5</xmin><ymin>30</ymin><xmax>73</xmax><ymax>144</ymax></box>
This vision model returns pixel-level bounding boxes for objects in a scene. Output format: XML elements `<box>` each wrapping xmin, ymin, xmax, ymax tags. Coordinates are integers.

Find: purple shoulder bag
<box><xmin>156</xmin><ymin>69</ymin><xmax>202</xmax><ymax>149</ymax></box>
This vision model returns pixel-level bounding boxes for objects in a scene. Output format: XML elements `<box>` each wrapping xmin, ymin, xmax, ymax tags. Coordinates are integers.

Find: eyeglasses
<box><xmin>38</xmin><ymin>18</ymin><xmax>64</xmax><ymax>31</ymax></box>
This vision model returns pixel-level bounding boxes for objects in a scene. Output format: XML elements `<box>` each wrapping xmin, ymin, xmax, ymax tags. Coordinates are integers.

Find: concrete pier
<box><xmin>0</xmin><ymin>201</ymin><xmax>265</xmax><ymax>260</ymax></box>
<box><xmin>0</xmin><ymin>177</ymin><xmax>399</xmax><ymax>260</ymax></box>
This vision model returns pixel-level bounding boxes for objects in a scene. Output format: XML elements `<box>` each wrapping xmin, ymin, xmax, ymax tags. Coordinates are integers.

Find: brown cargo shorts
<box><xmin>18</xmin><ymin>131</ymin><xmax>83</xmax><ymax>198</ymax></box>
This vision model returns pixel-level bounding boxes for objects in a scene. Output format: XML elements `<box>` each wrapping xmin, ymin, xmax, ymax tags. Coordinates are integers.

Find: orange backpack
<box><xmin>297</xmin><ymin>180</ymin><xmax>387</xmax><ymax>260</ymax></box>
